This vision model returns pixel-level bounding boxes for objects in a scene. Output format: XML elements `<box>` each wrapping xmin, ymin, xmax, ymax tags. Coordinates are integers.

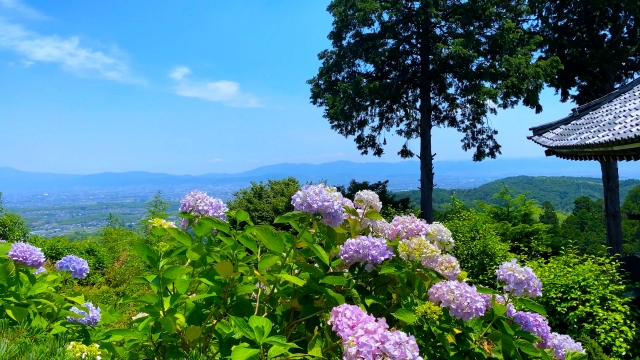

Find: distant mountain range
<box><xmin>1</xmin><ymin>157</ymin><xmax>639</xmax><ymax>195</ymax></box>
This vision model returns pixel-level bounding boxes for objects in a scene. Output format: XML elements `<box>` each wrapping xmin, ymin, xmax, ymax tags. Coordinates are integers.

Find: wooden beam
<box><xmin>600</xmin><ymin>159</ymin><xmax>623</xmax><ymax>255</ymax></box>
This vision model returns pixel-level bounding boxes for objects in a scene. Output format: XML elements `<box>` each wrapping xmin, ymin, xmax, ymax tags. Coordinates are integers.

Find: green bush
<box><xmin>528</xmin><ymin>253</ymin><xmax>638</xmax><ymax>358</ymax></box>
<box><xmin>227</xmin><ymin>177</ymin><xmax>301</xmax><ymax>228</ymax></box>
<box><xmin>441</xmin><ymin>199</ymin><xmax>513</xmax><ymax>286</ymax></box>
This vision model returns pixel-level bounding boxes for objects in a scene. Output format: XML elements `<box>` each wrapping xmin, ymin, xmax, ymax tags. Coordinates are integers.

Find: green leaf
<box><xmin>324</xmin><ymin>289</ymin><xmax>345</xmax><ymax>305</ymax></box>
<box><xmin>364</xmin><ymin>209</ymin><xmax>383</xmax><ymax>220</ymax></box>
<box><xmin>230</xmin><ymin>316</ymin><xmax>255</xmax><ymax>340</ymax></box>
<box><xmin>186</xmin><ymin>243</ymin><xmax>206</xmax><ymax>260</ymax></box>
<box><xmin>162</xmin><ymin>266</ymin><xmax>190</xmax><ymax>280</ymax></box>
<box><xmin>174</xmin><ymin>278</ymin><xmax>191</xmax><ymax>294</ymax></box>
<box><xmin>215</xmin><ymin>261</ymin><xmax>235</xmax><ymax>278</ymax></box>
<box><xmin>236</xmin><ymin>284</ymin><xmax>258</xmax><ymax>296</ymax></box>
<box><xmin>320</xmin><ymin>276</ymin><xmax>347</xmax><ymax>286</ymax></box>
<box><xmin>166</xmin><ymin>228</ymin><xmax>193</xmax><ymax>246</ymax></box>
<box><xmin>491</xmin><ymin>296</ymin><xmax>507</xmax><ymax>317</ymax></box>
<box><xmin>276</xmin><ymin>274</ymin><xmax>306</xmax><ymax>286</ymax></box>
<box><xmin>476</xmin><ymin>286</ymin><xmax>498</xmax><ymax>295</ymax></box>
<box><xmin>264</xmin><ymin>335</ymin><xmax>298</xmax><ymax>348</ymax></box>
<box><xmin>65</xmin><ymin>293</ymin><xmax>85</xmax><ymax>305</ymax></box>
<box><xmin>274</xmin><ymin>211</ymin><xmax>307</xmax><ymax>224</ymax></box>
<box><xmin>235</xmin><ymin>209</ymin><xmax>250</xmax><ymax>223</ymax></box>
<box><xmin>200</xmin><ymin>217</ymin><xmax>231</xmax><ymax>235</ymax></box>
<box><xmin>248</xmin><ymin>226</ymin><xmax>284</xmax><ymax>253</ymax></box>
<box><xmin>258</xmin><ymin>255</ymin><xmax>280</xmax><ymax>271</ymax></box>
<box><xmin>308</xmin><ymin>335</ymin><xmax>323</xmax><ymax>358</ymax></box>
<box><xmin>518</xmin><ymin>298</ymin><xmax>547</xmax><ymax>316</ymax></box>
<box><xmin>184</xmin><ymin>325</ymin><xmax>202</xmax><ymax>341</ymax></box>
<box><xmin>133</xmin><ymin>242</ymin><xmax>159</xmax><ymax>269</ymax></box>
<box><xmin>268</xmin><ymin>346</ymin><xmax>288</xmax><ymax>359</ymax></box>
<box><xmin>230</xmin><ymin>347</ymin><xmax>260</xmax><ymax>360</ymax></box>
<box><xmin>238</xmin><ymin>234</ymin><xmax>258</xmax><ymax>253</ymax></box>
<box><xmin>193</xmin><ymin>219</ymin><xmax>215</xmax><ymax>238</ymax></box>
<box><xmin>307</xmin><ymin>243</ymin><xmax>330</xmax><ymax>266</ymax></box>
<box><xmin>249</xmin><ymin>316</ymin><xmax>273</xmax><ymax>344</ymax></box>
<box><xmin>5</xmin><ymin>305</ymin><xmax>28</xmax><ymax>323</ymax></box>
<box><xmin>515</xmin><ymin>339</ymin><xmax>540</xmax><ymax>356</ymax></box>
<box><xmin>392</xmin><ymin>309</ymin><xmax>417</xmax><ymax>325</ymax></box>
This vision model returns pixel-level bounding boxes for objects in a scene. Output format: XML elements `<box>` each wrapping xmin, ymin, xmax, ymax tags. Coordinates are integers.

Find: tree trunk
<box><xmin>601</xmin><ymin>159</ymin><xmax>623</xmax><ymax>255</ymax></box>
<box><xmin>419</xmin><ymin>8</ymin><xmax>433</xmax><ymax>223</ymax></box>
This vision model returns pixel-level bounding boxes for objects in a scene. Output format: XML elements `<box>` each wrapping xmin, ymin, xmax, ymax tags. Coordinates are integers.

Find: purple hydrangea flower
<box><xmin>33</xmin><ymin>266</ymin><xmax>47</xmax><ymax>275</ymax></box>
<box><xmin>548</xmin><ymin>333</ymin><xmax>584</xmax><ymax>360</ymax></box>
<box><xmin>339</xmin><ymin>235</ymin><xmax>394</xmax><ymax>272</ymax></box>
<box><xmin>389</xmin><ymin>215</ymin><xmax>430</xmax><ymax>240</ymax></box>
<box><xmin>496</xmin><ymin>259</ymin><xmax>542</xmax><ymax>297</ymax></box>
<box><xmin>67</xmin><ymin>302</ymin><xmax>100</xmax><ymax>326</ymax></box>
<box><xmin>291</xmin><ymin>184</ymin><xmax>346</xmax><ymax>227</ymax></box>
<box><xmin>422</xmin><ymin>254</ymin><xmax>461</xmax><ymax>280</ymax></box>
<box><xmin>7</xmin><ymin>242</ymin><xmax>46</xmax><ymax>268</ymax></box>
<box><xmin>56</xmin><ymin>255</ymin><xmax>90</xmax><ymax>279</ymax></box>
<box><xmin>513</xmin><ymin>311</ymin><xmax>551</xmax><ymax>347</ymax></box>
<box><xmin>428</xmin><ymin>281</ymin><xmax>487</xmax><ymax>320</ymax></box>
<box><xmin>179</xmin><ymin>190</ymin><xmax>228</xmax><ymax>228</ymax></box>
<box><xmin>329</xmin><ymin>304</ymin><xmax>423</xmax><ymax>360</ymax></box>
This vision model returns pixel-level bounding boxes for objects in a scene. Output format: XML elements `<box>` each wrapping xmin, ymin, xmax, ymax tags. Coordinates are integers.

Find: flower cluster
<box><xmin>425</xmin><ymin>222</ymin><xmax>454</xmax><ymax>251</ymax></box>
<box><xmin>513</xmin><ymin>311</ymin><xmax>551</xmax><ymax>347</ymax></box>
<box><xmin>179</xmin><ymin>190</ymin><xmax>228</xmax><ymax>228</ymax></box>
<box><xmin>389</xmin><ymin>215</ymin><xmax>430</xmax><ymax>240</ymax></box>
<box><xmin>398</xmin><ymin>237</ymin><xmax>460</xmax><ymax>280</ymax></box>
<box><xmin>368</xmin><ymin>219</ymin><xmax>393</xmax><ymax>238</ymax></box>
<box><xmin>33</xmin><ymin>266</ymin><xmax>47</xmax><ymax>275</ymax></box>
<box><xmin>354</xmin><ymin>190</ymin><xmax>383</xmax><ymax>212</ymax></box>
<box><xmin>56</xmin><ymin>255</ymin><xmax>90</xmax><ymax>279</ymax></box>
<box><xmin>7</xmin><ymin>242</ymin><xmax>46</xmax><ymax>268</ymax></box>
<box><xmin>428</xmin><ymin>281</ymin><xmax>487</xmax><ymax>320</ymax></box>
<box><xmin>496</xmin><ymin>259</ymin><xmax>542</xmax><ymax>297</ymax></box>
<box><xmin>548</xmin><ymin>333</ymin><xmax>584</xmax><ymax>360</ymax></box>
<box><xmin>68</xmin><ymin>342</ymin><xmax>102</xmax><ymax>359</ymax></box>
<box><xmin>148</xmin><ymin>218</ymin><xmax>176</xmax><ymax>229</ymax></box>
<box><xmin>291</xmin><ymin>184</ymin><xmax>346</xmax><ymax>227</ymax></box>
<box><xmin>67</xmin><ymin>302</ymin><xmax>101</xmax><ymax>327</ymax></box>
<box><xmin>329</xmin><ymin>304</ymin><xmax>422</xmax><ymax>360</ymax></box>
<box><xmin>339</xmin><ymin>235</ymin><xmax>394</xmax><ymax>272</ymax></box>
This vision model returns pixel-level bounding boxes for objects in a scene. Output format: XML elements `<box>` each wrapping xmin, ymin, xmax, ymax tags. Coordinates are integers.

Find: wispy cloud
<box><xmin>0</xmin><ymin>0</ymin><xmax>49</xmax><ymax>20</ymax></box>
<box><xmin>169</xmin><ymin>66</ymin><xmax>260</xmax><ymax>108</ymax></box>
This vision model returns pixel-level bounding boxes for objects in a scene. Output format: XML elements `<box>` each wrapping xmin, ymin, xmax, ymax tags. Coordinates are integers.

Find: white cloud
<box><xmin>0</xmin><ymin>20</ymin><xmax>139</xmax><ymax>83</ymax></box>
<box><xmin>169</xmin><ymin>66</ymin><xmax>261</xmax><ymax>108</ymax></box>
<box><xmin>0</xmin><ymin>0</ymin><xmax>49</xmax><ymax>20</ymax></box>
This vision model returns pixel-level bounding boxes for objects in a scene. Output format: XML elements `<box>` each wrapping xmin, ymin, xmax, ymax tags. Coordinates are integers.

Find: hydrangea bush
<box><xmin>0</xmin><ymin>188</ymin><xmax>587</xmax><ymax>359</ymax></box>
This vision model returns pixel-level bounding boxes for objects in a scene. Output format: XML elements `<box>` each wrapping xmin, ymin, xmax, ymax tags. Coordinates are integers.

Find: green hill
<box><xmin>395</xmin><ymin>176</ymin><xmax>640</xmax><ymax>213</ymax></box>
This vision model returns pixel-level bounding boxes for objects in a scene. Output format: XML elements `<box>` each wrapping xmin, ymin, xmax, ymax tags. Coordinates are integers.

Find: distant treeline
<box><xmin>396</xmin><ymin>176</ymin><xmax>640</xmax><ymax>213</ymax></box>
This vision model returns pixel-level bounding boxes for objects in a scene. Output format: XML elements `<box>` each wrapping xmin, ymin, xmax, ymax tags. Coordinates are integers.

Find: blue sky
<box><xmin>0</xmin><ymin>0</ymin><xmax>579</xmax><ymax>175</ymax></box>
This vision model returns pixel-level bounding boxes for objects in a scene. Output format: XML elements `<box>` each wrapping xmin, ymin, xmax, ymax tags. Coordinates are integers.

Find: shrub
<box><xmin>528</xmin><ymin>253</ymin><xmax>638</xmax><ymax>358</ymax></box>
<box><xmin>227</xmin><ymin>177</ymin><xmax>301</xmax><ymax>227</ymax></box>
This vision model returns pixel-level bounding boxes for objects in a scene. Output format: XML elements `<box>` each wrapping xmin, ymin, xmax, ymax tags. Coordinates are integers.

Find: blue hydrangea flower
<box><xmin>291</xmin><ymin>184</ymin><xmax>346</xmax><ymax>227</ymax></box>
<box><xmin>56</xmin><ymin>255</ymin><xmax>90</xmax><ymax>279</ymax></box>
<box><xmin>33</xmin><ymin>266</ymin><xmax>47</xmax><ymax>275</ymax></box>
<box><xmin>496</xmin><ymin>259</ymin><xmax>542</xmax><ymax>297</ymax></box>
<box><xmin>428</xmin><ymin>280</ymin><xmax>487</xmax><ymax>320</ymax></box>
<box><xmin>339</xmin><ymin>235</ymin><xmax>394</xmax><ymax>272</ymax></box>
<box><xmin>548</xmin><ymin>333</ymin><xmax>584</xmax><ymax>360</ymax></box>
<box><xmin>179</xmin><ymin>190</ymin><xmax>228</xmax><ymax>228</ymax></box>
<box><xmin>7</xmin><ymin>242</ymin><xmax>46</xmax><ymax>268</ymax></box>
<box><xmin>67</xmin><ymin>302</ymin><xmax>100</xmax><ymax>326</ymax></box>
<box><xmin>513</xmin><ymin>311</ymin><xmax>551</xmax><ymax>347</ymax></box>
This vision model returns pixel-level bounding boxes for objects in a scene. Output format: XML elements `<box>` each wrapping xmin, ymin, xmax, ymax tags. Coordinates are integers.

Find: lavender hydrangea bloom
<box><xmin>496</xmin><ymin>259</ymin><xmax>542</xmax><ymax>297</ymax></box>
<box><xmin>368</xmin><ymin>219</ymin><xmax>393</xmax><ymax>238</ymax></box>
<box><xmin>354</xmin><ymin>190</ymin><xmax>383</xmax><ymax>212</ymax></box>
<box><xmin>423</xmin><ymin>254</ymin><xmax>461</xmax><ymax>280</ymax></box>
<box><xmin>389</xmin><ymin>215</ymin><xmax>430</xmax><ymax>240</ymax></box>
<box><xmin>291</xmin><ymin>184</ymin><xmax>346</xmax><ymax>227</ymax></box>
<box><xmin>329</xmin><ymin>304</ymin><xmax>423</xmax><ymax>360</ymax></box>
<box><xmin>67</xmin><ymin>302</ymin><xmax>101</xmax><ymax>326</ymax></box>
<box><xmin>548</xmin><ymin>333</ymin><xmax>584</xmax><ymax>360</ymax></box>
<box><xmin>339</xmin><ymin>235</ymin><xmax>394</xmax><ymax>272</ymax></box>
<box><xmin>7</xmin><ymin>242</ymin><xmax>46</xmax><ymax>268</ymax></box>
<box><xmin>513</xmin><ymin>311</ymin><xmax>551</xmax><ymax>347</ymax></box>
<box><xmin>179</xmin><ymin>190</ymin><xmax>228</xmax><ymax>228</ymax></box>
<box><xmin>56</xmin><ymin>255</ymin><xmax>90</xmax><ymax>279</ymax></box>
<box><xmin>33</xmin><ymin>266</ymin><xmax>47</xmax><ymax>275</ymax></box>
<box><xmin>428</xmin><ymin>281</ymin><xmax>487</xmax><ymax>320</ymax></box>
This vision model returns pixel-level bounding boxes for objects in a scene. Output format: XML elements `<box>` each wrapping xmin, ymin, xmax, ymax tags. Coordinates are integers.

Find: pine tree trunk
<box><xmin>600</xmin><ymin>159</ymin><xmax>623</xmax><ymax>255</ymax></box>
<box><xmin>419</xmin><ymin>9</ymin><xmax>433</xmax><ymax>223</ymax></box>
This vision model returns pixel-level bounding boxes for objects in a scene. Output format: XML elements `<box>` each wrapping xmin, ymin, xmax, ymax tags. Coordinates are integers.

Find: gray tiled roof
<box><xmin>529</xmin><ymin>77</ymin><xmax>640</xmax><ymax>149</ymax></box>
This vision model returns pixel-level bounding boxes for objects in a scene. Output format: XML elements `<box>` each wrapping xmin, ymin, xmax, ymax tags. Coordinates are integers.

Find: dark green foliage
<box><xmin>227</xmin><ymin>177</ymin><xmax>301</xmax><ymax>228</ymax></box>
<box><xmin>622</xmin><ymin>185</ymin><xmax>640</xmax><ymax>254</ymax></box>
<box><xmin>0</xmin><ymin>193</ymin><xmax>30</xmax><ymax>242</ymax></box>
<box><xmin>440</xmin><ymin>198</ymin><xmax>512</xmax><ymax>286</ymax></box>
<box><xmin>477</xmin><ymin>186</ymin><xmax>551</xmax><ymax>258</ymax></box>
<box><xmin>577</xmin><ymin>336</ymin><xmax>610</xmax><ymax>360</ymax></box>
<box><xmin>539</xmin><ymin>201</ymin><xmax>559</xmax><ymax>228</ymax></box>
<box><xmin>337</xmin><ymin>179</ymin><xmax>414</xmax><ymax>220</ymax></box>
<box><xmin>144</xmin><ymin>190</ymin><xmax>170</xmax><ymax>221</ymax></box>
<box><xmin>555</xmin><ymin>197</ymin><xmax>607</xmax><ymax>256</ymax></box>
<box><xmin>309</xmin><ymin>0</ymin><xmax>559</xmax><ymax>221</ymax></box>
<box><xmin>396</xmin><ymin>176</ymin><xmax>640</xmax><ymax>213</ymax></box>
<box><xmin>0</xmin><ymin>321</ymin><xmax>73</xmax><ymax>360</ymax></box>
<box><xmin>530</xmin><ymin>0</ymin><xmax>640</xmax><ymax>105</ymax></box>
<box><xmin>528</xmin><ymin>253</ymin><xmax>638</xmax><ymax>358</ymax></box>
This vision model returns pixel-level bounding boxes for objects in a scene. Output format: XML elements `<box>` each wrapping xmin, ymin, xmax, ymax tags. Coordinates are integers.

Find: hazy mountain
<box><xmin>1</xmin><ymin>157</ymin><xmax>638</xmax><ymax>195</ymax></box>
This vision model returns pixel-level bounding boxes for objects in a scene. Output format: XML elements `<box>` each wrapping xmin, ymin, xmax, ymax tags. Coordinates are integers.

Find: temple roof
<box><xmin>528</xmin><ymin>78</ymin><xmax>640</xmax><ymax>161</ymax></box>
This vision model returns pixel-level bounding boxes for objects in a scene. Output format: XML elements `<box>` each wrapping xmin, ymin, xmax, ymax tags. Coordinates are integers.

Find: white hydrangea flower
<box><xmin>426</xmin><ymin>222</ymin><xmax>454</xmax><ymax>251</ymax></box>
<box><xmin>354</xmin><ymin>190</ymin><xmax>383</xmax><ymax>212</ymax></box>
